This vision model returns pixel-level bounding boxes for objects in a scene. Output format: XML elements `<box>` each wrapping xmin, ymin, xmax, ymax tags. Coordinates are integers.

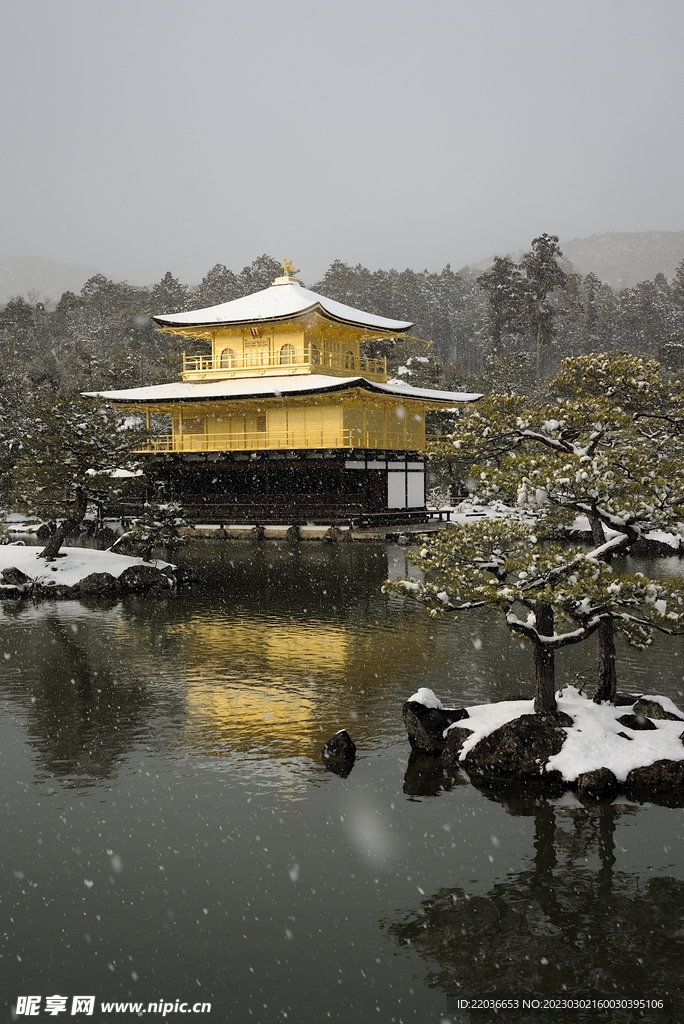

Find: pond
<box><xmin>1</xmin><ymin>542</ymin><xmax>683</xmax><ymax>1022</ymax></box>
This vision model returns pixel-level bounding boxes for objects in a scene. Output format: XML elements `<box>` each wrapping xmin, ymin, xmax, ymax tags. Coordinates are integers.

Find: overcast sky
<box><xmin>1</xmin><ymin>0</ymin><xmax>683</xmax><ymax>285</ymax></box>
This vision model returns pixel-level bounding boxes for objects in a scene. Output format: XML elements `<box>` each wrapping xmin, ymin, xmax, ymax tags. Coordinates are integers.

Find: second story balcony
<box><xmin>181</xmin><ymin>349</ymin><xmax>388</xmax><ymax>382</ymax></box>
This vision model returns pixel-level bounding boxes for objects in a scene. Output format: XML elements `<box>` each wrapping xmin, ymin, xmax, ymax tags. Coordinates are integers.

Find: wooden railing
<box><xmin>139</xmin><ymin>428</ymin><xmax>422</xmax><ymax>453</ymax></box>
<box><xmin>182</xmin><ymin>351</ymin><xmax>387</xmax><ymax>379</ymax></box>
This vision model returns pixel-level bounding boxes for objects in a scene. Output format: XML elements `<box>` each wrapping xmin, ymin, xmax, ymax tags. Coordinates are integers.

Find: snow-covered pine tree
<box><xmin>111</xmin><ymin>502</ymin><xmax>186</xmax><ymax>561</ymax></box>
<box><xmin>421</xmin><ymin>353</ymin><xmax>684</xmax><ymax>704</ymax></box>
<box><xmin>386</xmin><ymin>519</ymin><xmax>684</xmax><ymax>713</ymax></box>
<box><xmin>10</xmin><ymin>393</ymin><xmax>148</xmax><ymax>559</ymax></box>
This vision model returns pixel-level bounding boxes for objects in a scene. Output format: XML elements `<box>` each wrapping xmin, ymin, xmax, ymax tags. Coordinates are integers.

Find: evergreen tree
<box><xmin>192</xmin><ymin>264</ymin><xmax>239</xmax><ymax>308</ymax></box>
<box><xmin>111</xmin><ymin>501</ymin><xmax>186</xmax><ymax>561</ymax></box>
<box><xmin>421</xmin><ymin>354</ymin><xmax>684</xmax><ymax>704</ymax></box>
<box><xmin>0</xmin><ymin>296</ymin><xmax>41</xmax><ymax>361</ymax></box>
<box><xmin>0</xmin><ymin>364</ymin><xmax>28</xmax><ymax>502</ymax></box>
<box><xmin>236</xmin><ymin>255</ymin><xmax>282</xmax><ymax>295</ymax></box>
<box><xmin>150</xmin><ymin>272</ymin><xmax>188</xmax><ymax>315</ymax></box>
<box><xmin>673</xmin><ymin>259</ymin><xmax>684</xmax><ymax>307</ymax></box>
<box><xmin>520</xmin><ymin>234</ymin><xmax>567</xmax><ymax>375</ymax></box>
<box><xmin>10</xmin><ymin>394</ymin><xmax>147</xmax><ymax>558</ymax></box>
<box><xmin>474</xmin><ymin>350</ymin><xmax>537</xmax><ymax>396</ymax></box>
<box><xmin>387</xmin><ymin>518</ymin><xmax>684</xmax><ymax>712</ymax></box>
<box><xmin>476</xmin><ymin>255</ymin><xmax>525</xmax><ymax>352</ymax></box>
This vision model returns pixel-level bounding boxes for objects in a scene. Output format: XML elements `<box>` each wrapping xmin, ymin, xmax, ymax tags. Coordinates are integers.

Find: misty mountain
<box><xmin>560</xmin><ymin>231</ymin><xmax>684</xmax><ymax>288</ymax></box>
<box><xmin>0</xmin><ymin>256</ymin><xmax>100</xmax><ymax>305</ymax></box>
<box><xmin>465</xmin><ymin>231</ymin><xmax>684</xmax><ymax>290</ymax></box>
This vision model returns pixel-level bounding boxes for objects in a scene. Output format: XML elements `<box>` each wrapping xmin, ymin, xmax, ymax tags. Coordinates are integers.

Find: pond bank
<box><xmin>0</xmin><ymin>545</ymin><xmax>178</xmax><ymax>599</ymax></box>
<box><xmin>181</xmin><ymin>521</ymin><xmax>449</xmax><ymax>542</ymax></box>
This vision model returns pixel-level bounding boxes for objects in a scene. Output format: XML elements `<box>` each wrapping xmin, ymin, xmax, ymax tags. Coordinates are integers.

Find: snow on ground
<box><xmin>642</xmin><ymin>529</ymin><xmax>682</xmax><ymax>550</ymax></box>
<box><xmin>440</xmin><ymin>685</ymin><xmax>684</xmax><ymax>783</ymax></box>
<box><xmin>0</xmin><ymin>545</ymin><xmax>173</xmax><ymax>589</ymax></box>
<box><xmin>441</xmin><ymin>498</ymin><xmax>536</xmax><ymax>525</ymax></box>
<box><xmin>433</xmin><ymin>505</ymin><xmax>684</xmax><ymax>551</ymax></box>
<box><xmin>549</xmin><ymin>687</ymin><xmax>684</xmax><ymax>781</ymax></box>
<box><xmin>447</xmin><ymin>696</ymin><xmax>534</xmax><ymax>754</ymax></box>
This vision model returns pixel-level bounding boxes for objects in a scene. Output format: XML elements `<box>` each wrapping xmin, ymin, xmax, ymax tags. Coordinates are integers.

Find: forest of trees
<box><xmin>2</xmin><ymin>242</ymin><xmax>683</xmax><ymax>397</ymax></box>
<box><xmin>0</xmin><ymin>237</ymin><xmax>679</xmax><ymax>544</ymax></box>
<box><xmin>1</xmin><ymin>241</ymin><xmax>684</xmax><ymax>504</ymax></box>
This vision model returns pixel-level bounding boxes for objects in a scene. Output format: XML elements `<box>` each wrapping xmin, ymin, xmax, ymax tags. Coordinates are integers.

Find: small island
<box><xmin>0</xmin><ymin>544</ymin><xmax>178</xmax><ymax>599</ymax></box>
<box><xmin>403</xmin><ymin>686</ymin><xmax>684</xmax><ymax>801</ymax></box>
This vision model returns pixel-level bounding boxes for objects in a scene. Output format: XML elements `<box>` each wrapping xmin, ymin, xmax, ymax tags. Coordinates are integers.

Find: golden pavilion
<box><xmin>89</xmin><ymin>261</ymin><xmax>480</xmax><ymax>523</ymax></box>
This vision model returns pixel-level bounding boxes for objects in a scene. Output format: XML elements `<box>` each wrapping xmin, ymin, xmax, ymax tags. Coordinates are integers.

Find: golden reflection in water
<box><xmin>173</xmin><ymin>618</ymin><xmax>350</xmax><ymax>758</ymax></box>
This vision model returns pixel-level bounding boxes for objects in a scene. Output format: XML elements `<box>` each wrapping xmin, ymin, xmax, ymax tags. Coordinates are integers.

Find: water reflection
<box><xmin>2</xmin><ymin>542</ymin><xmax>684</xmax><ymax>779</ymax></box>
<box><xmin>0</xmin><ymin>542</ymin><xmax>683</xmax><ymax>1020</ymax></box>
<box><xmin>384</xmin><ymin>792</ymin><xmax>684</xmax><ymax>1020</ymax></box>
<box><xmin>1</xmin><ymin>606</ymin><xmax>164</xmax><ymax>785</ymax></box>
<box><xmin>403</xmin><ymin>749</ymin><xmax>467</xmax><ymax>798</ymax></box>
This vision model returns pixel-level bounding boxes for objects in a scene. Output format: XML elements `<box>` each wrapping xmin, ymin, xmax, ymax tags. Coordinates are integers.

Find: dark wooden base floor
<box><xmin>116</xmin><ymin>449</ymin><xmax>433</xmax><ymax>526</ymax></box>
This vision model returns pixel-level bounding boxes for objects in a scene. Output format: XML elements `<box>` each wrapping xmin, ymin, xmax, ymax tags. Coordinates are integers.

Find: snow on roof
<box><xmin>152</xmin><ymin>280</ymin><xmax>413</xmax><ymax>333</ymax></box>
<box><xmin>84</xmin><ymin>374</ymin><xmax>482</xmax><ymax>405</ymax></box>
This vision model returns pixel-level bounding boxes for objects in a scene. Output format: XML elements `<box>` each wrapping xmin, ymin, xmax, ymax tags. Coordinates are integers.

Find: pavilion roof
<box><xmin>85</xmin><ymin>374</ymin><xmax>481</xmax><ymax>406</ymax></box>
<box><xmin>152</xmin><ymin>280</ymin><xmax>413</xmax><ymax>333</ymax></box>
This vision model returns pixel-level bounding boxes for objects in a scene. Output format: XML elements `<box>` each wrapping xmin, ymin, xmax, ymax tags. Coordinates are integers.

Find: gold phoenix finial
<box><xmin>281</xmin><ymin>258</ymin><xmax>298</xmax><ymax>278</ymax></box>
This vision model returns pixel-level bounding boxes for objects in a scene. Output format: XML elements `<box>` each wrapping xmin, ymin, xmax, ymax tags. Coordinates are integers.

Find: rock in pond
<box><xmin>463</xmin><ymin>712</ymin><xmax>573</xmax><ymax>786</ymax></box>
<box><xmin>616</xmin><ymin>712</ymin><xmax>657</xmax><ymax>732</ymax></box>
<box><xmin>402</xmin><ymin>700</ymin><xmax>470</xmax><ymax>754</ymax></box>
<box><xmin>71</xmin><ymin>572</ymin><xmax>121</xmax><ymax>596</ymax></box>
<box><xmin>323</xmin><ymin>526</ymin><xmax>352</xmax><ymax>543</ymax></box>
<box><xmin>440</xmin><ymin>726</ymin><xmax>475</xmax><ymax>767</ymax></box>
<box><xmin>322</xmin><ymin>730</ymin><xmax>356</xmax><ymax>776</ymax></box>
<box><xmin>625</xmin><ymin>759</ymin><xmax>684</xmax><ymax>794</ymax></box>
<box><xmin>576</xmin><ymin>768</ymin><xmax>620</xmax><ymax>802</ymax></box>
<box><xmin>632</xmin><ymin>698</ymin><xmax>684</xmax><ymax>722</ymax></box>
<box><xmin>1</xmin><ymin>566</ymin><xmax>32</xmax><ymax>587</ymax></box>
<box><xmin>36</xmin><ymin>522</ymin><xmax>55</xmax><ymax>542</ymax></box>
<box><xmin>118</xmin><ymin>564</ymin><xmax>174</xmax><ymax>594</ymax></box>
<box><xmin>612</xmin><ymin>692</ymin><xmax>645</xmax><ymax>707</ymax></box>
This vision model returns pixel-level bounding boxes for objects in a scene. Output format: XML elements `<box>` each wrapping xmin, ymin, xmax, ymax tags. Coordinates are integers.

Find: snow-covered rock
<box><xmin>404</xmin><ymin>686</ymin><xmax>684</xmax><ymax>798</ymax></box>
<box><xmin>403</xmin><ymin>690</ymin><xmax>469</xmax><ymax>753</ymax></box>
<box><xmin>407</xmin><ymin>687</ymin><xmax>444</xmax><ymax>709</ymax></box>
<box><xmin>322</xmin><ymin>730</ymin><xmax>357</xmax><ymax>777</ymax></box>
<box><xmin>0</xmin><ymin>545</ymin><xmax>177</xmax><ymax>599</ymax></box>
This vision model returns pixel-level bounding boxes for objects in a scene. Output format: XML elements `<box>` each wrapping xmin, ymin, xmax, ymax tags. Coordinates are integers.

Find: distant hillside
<box><xmin>0</xmin><ymin>256</ymin><xmax>99</xmax><ymax>304</ymax></box>
<box><xmin>464</xmin><ymin>231</ymin><xmax>684</xmax><ymax>290</ymax></box>
<box><xmin>559</xmin><ymin>231</ymin><xmax>684</xmax><ymax>289</ymax></box>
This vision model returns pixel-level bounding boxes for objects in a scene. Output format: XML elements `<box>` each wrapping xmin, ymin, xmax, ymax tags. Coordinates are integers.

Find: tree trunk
<box><xmin>533</xmin><ymin>602</ymin><xmax>557</xmax><ymax>713</ymax></box>
<box><xmin>587</xmin><ymin>510</ymin><xmax>618</xmax><ymax>704</ymax></box>
<box><xmin>39</xmin><ymin>491</ymin><xmax>88</xmax><ymax>559</ymax></box>
<box><xmin>593</xmin><ymin>618</ymin><xmax>618</xmax><ymax>704</ymax></box>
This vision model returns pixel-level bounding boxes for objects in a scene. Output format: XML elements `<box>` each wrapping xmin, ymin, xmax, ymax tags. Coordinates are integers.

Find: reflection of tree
<box><xmin>383</xmin><ymin>794</ymin><xmax>684</xmax><ymax>1018</ymax></box>
<box><xmin>7</xmin><ymin>612</ymin><xmax>159</xmax><ymax>785</ymax></box>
